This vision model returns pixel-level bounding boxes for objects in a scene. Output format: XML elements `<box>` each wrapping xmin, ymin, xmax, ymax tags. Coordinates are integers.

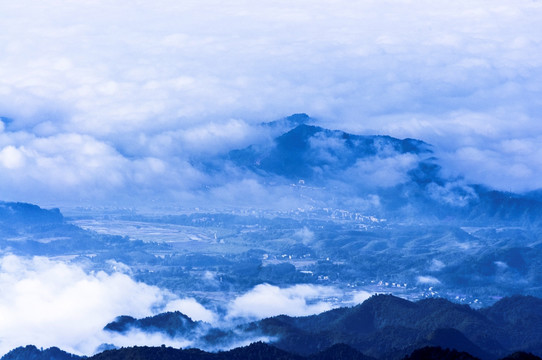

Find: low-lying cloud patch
<box><xmin>226</xmin><ymin>283</ymin><xmax>337</xmax><ymax>321</ymax></box>
<box><xmin>416</xmin><ymin>275</ymin><xmax>441</xmax><ymax>285</ymax></box>
<box><xmin>0</xmin><ymin>256</ymin><xmax>374</xmax><ymax>356</ymax></box>
<box><xmin>0</xmin><ymin>255</ymin><xmax>186</xmax><ymax>355</ymax></box>
<box><xmin>164</xmin><ymin>298</ymin><xmax>217</xmax><ymax>324</ymax></box>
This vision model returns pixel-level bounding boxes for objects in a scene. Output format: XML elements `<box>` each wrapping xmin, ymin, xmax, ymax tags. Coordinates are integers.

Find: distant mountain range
<box><xmin>201</xmin><ymin>114</ymin><xmax>542</xmax><ymax>224</ymax></box>
<box><xmin>0</xmin><ymin>201</ymin><xmax>63</xmax><ymax>227</ymax></box>
<box><xmin>104</xmin><ymin>311</ymin><xmax>202</xmax><ymax>338</ymax></box>
<box><xmin>229</xmin><ymin>122</ymin><xmax>430</xmax><ymax>181</ymax></box>
<box><xmin>0</xmin><ymin>200</ymin><xmax>166</xmax><ymax>256</ymax></box>
<box><xmin>99</xmin><ymin>294</ymin><xmax>542</xmax><ymax>360</ymax></box>
<box><xmin>5</xmin><ymin>113</ymin><xmax>542</xmax><ymax>225</ymax></box>
<box><xmin>3</xmin><ymin>343</ymin><xmax>540</xmax><ymax>360</ymax></box>
<box><xmin>247</xmin><ymin>294</ymin><xmax>542</xmax><ymax>359</ymax></box>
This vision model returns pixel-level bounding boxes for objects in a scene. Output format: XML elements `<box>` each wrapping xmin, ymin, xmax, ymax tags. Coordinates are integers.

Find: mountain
<box><xmin>403</xmin><ymin>346</ymin><xmax>480</xmax><ymax>360</ymax></box>
<box><xmin>4</xmin><ymin>343</ymin><xmax>539</xmax><ymax>360</ymax></box>
<box><xmin>263</xmin><ymin>113</ymin><xmax>312</xmax><ymax>132</ymax></box>
<box><xmin>243</xmin><ymin>294</ymin><xmax>496</xmax><ymax>358</ymax></box>
<box><xmin>0</xmin><ymin>202</ymin><xmax>63</xmax><ymax>225</ymax></box>
<box><xmin>1</xmin><ymin>345</ymin><xmax>81</xmax><ymax>360</ymax></box>
<box><xmin>86</xmin><ymin>342</ymin><xmax>370</xmax><ymax>360</ymax></box>
<box><xmin>0</xmin><ymin>201</ymin><xmax>166</xmax><ymax>260</ymax></box>
<box><xmin>101</xmin><ymin>294</ymin><xmax>542</xmax><ymax>360</ymax></box>
<box><xmin>3</xmin><ymin>116</ymin><xmax>542</xmax><ymax>360</ymax></box>
<box><xmin>0</xmin><ymin>201</ymin><xmax>64</xmax><ymax>239</ymax></box>
<box><xmin>307</xmin><ymin>343</ymin><xmax>375</xmax><ymax>360</ymax></box>
<box><xmin>222</xmin><ymin>117</ymin><xmax>542</xmax><ymax>225</ymax></box>
<box><xmin>243</xmin><ymin>294</ymin><xmax>542</xmax><ymax>359</ymax></box>
<box><xmin>228</xmin><ymin>123</ymin><xmax>431</xmax><ymax>182</ymax></box>
<box><xmin>104</xmin><ymin>311</ymin><xmax>203</xmax><ymax>338</ymax></box>
<box><xmin>500</xmin><ymin>353</ymin><xmax>542</xmax><ymax>360</ymax></box>
<box><xmin>480</xmin><ymin>296</ymin><xmax>542</xmax><ymax>354</ymax></box>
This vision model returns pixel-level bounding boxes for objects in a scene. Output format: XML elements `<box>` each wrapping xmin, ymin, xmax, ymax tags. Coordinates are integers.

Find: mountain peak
<box><xmin>104</xmin><ymin>311</ymin><xmax>200</xmax><ymax>337</ymax></box>
<box><xmin>263</xmin><ymin>113</ymin><xmax>312</xmax><ymax>131</ymax></box>
<box><xmin>285</xmin><ymin>113</ymin><xmax>310</xmax><ymax>125</ymax></box>
<box><xmin>229</xmin><ymin>122</ymin><xmax>431</xmax><ymax>182</ymax></box>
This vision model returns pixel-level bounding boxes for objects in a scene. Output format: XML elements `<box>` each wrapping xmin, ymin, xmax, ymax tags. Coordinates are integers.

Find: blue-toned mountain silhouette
<box><xmin>0</xmin><ymin>201</ymin><xmax>166</xmax><ymax>257</ymax></box>
<box><xmin>229</xmin><ymin>121</ymin><xmax>431</xmax><ymax>182</ymax></box>
<box><xmin>216</xmin><ymin>114</ymin><xmax>542</xmax><ymax>224</ymax></box>
<box><xmin>99</xmin><ymin>294</ymin><xmax>542</xmax><ymax>360</ymax></box>
<box><xmin>104</xmin><ymin>311</ymin><xmax>202</xmax><ymax>338</ymax></box>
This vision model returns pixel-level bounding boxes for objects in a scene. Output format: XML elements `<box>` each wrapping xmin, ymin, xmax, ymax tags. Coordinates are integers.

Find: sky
<box><xmin>1</xmin><ymin>0</ymin><xmax>542</xmax><ymax>207</ymax></box>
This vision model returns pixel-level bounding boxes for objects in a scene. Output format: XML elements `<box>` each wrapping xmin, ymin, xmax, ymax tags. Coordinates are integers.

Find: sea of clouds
<box><xmin>0</xmin><ymin>0</ymin><xmax>541</xmax><ymax>206</ymax></box>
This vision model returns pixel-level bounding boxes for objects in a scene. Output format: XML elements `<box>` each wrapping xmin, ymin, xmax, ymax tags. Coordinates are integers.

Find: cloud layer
<box><xmin>0</xmin><ymin>255</ymin><xmax>368</xmax><ymax>356</ymax></box>
<box><xmin>0</xmin><ymin>255</ymin><xmax>181</xmax><ymax>355</ymax></box>
<box><xmin>1</xmin><ymin>0</ymin><xmax>541</xmax><ymax>205</ymax></box>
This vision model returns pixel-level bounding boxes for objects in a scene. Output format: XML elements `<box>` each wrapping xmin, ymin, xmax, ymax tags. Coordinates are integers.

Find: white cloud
<box><xmin>103</xmin><ymin>330</ymin><xmax>191</xmax><ymax>351</ymax></box>
<box><xmin>342</xmin><ymin>153</ymin><xmax>421</xmax><ymax>189</ymax></box>
<box><xmin>426</xmin><ymin>181</ymin><xmax>478</xmax><ymax>207</ymax></box>
<box><xmin>206</xmin><ymin>179</ymin><xmax>308</xmax><ymax>210</ymax></box>
<box><xmin>440</xmin><ymin>135</ymin><xmax>542</xmax><ymax>192</ymax></box>
<box><xmin>294</xmin><ymin>227</ymin><xmax>314</xmax><ymax>245</ymax></box>
<box><xmin>0</xmin><ymin>256</ymin><xmax>384</xmax><ymax>356</ymax></box>
<box><xmin>175</xmin><ymin>119</ymin><xmax>263</xmax><ymax>156</ymax></box>
<box><xmin>350</xmin><ymin>290</ymin><xmax>373</xmax><ymax>305</ymax></box>
<box><xmin>226</xmin><ymin>283</ymin><xmax>336</xmax><ymax>321</ymax></box>
<box><xmin>0</xmin><ymin>145</ymin><xmax>26</xmax><ymax>169</ymax></box>
<box><xmin>416</xmin><ymin>275</ymin><xmax>441</xmax><ymax>285</ymax></box>
<box><xmin>164</xmin><ymin>298</ymin><xmax>217</xmax><ymax>324</ymax></box>
<box><xmin>0</xmin><ymin>0</ymin><xmax>541</xmax><ymax>203</ymax></box>
<box><xmin>429</xmin><ymin>259</ymin><xmax>446</xmax><ymax>272</ymax></box>
<box><xmin>0</xmin><ymin>255</ymin><xmax>185</xmax><ymax>356</ymax></box>
<box><xmin>0</xmin><ymin>130</ymin><xmax>208</xmax><ymax>205</ymax></box>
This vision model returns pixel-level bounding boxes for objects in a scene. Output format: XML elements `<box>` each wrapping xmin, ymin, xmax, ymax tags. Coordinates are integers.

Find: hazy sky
<box><xmin>1</xmin><ymin>0</ymin><xmax>541</xmax><ymax>206</ymax></box>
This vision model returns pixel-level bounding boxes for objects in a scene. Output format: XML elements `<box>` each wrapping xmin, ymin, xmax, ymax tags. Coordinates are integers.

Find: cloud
<box><xmin>426</xmin><ymin>181</ymin><xmax>478</xmax><ymax>207</ymax></box>
<box><xmin>341</xmin><ymin>153</ymin><xmax>421</xmax><ymax>189</ymax></box>
<box><xmin>294</xmin><ymin>227</ymin><xmax>314</xmax><ymax>245</ymax></box>
<box><xmin>440</xmin><ymin>136</ymin><xmax>542</xmax><ymax>192</ymax></box>
<box><xmin>416</xmin><ymin>275</ymin><xmax>441</xmax><ymax>285</ymax></box>
<box><xmin>206</xmin><ymin>178</ymin><xmax>309</xmax><ymax>210</ymax></box>
<box><xmin>350</xmin><ymin>290</ymin><xmax>373</xmax><ymax>305</ymax></box>
<box><xmin>0</xmin><ymin>145</ymin><xmax>25</xmax><ymax>169</ymax></box>
<box><xmin>0</xmin><ymin>0</ymin><xmax>541</xmax><ymax>204</ymax></box>
<box><xmin>174</xmin><ymin>119</ymin><xmax>266</xmax><ymax>156</ymax></box>
<box><xmin>226</xmin><ymin>283</ymin><xmax>336</xmax><ymax>321</ymax></box>
<box><xmin>0</xmin><ymin>130</ymin><xmax>208</xmax><ymax>205</ymax></box>
<box><xmin>0</xmin><ymin>255</ymin><xmax>380</xmax><ymax>356</ymax></box>
<box><xmin>0</xmin><ymin>254</ymin><xmax>284</xmax><ymax>355</ymax></box>
<box><xmin>164</xmin><ymin>298</ymin><xmax>217</xmax><ymax>324</ymax></box>
<box><xmin>0</xmin><ymin>255</ymin><xmax>192</xmax><ymax>356</ymax></box>
<box><xmin>429</xmin><ymin>259</ymin><xmax>446</xmax><ymax>272</ymax></box>
<box><xmin>101</xmin><ymin>330</ymin><xmax>191</xmax><ymax>351</ymax></box>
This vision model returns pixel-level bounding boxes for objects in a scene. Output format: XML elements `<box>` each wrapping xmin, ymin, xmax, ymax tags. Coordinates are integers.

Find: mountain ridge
<box><xmin>3</xmin><ymin>342</ymin><xmax>540</xmax><ymax>360</ymax></box>
<box><xmin>228</xmin><ymin>122</ymin><xmax>432</xmax><ymax>182</ymax></box>
<box><xmin>100</xmin><ymin>294</ymin><xmax>542</xmax><ymax>360</ymax></box>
